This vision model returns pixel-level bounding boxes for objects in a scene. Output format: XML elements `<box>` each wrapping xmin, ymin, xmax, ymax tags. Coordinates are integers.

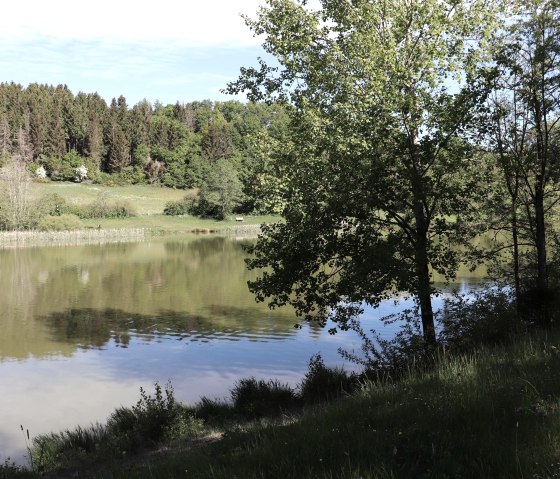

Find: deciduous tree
<box><xmin>229</xmin><ymin>0</ymin><xmax>498</xmax><ymax>346</ymax></box>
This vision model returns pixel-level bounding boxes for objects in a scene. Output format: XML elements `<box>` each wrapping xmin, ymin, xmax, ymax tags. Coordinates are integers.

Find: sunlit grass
<box><xmin>24</xmin><ymin>181</ymin><xmax>281</xmax><ymax>237</ymax></box>
<box><xmin>29</xmin><ymin>181</ymin><xmax>189</xmax><ymax>215</ymax></box>
<box><xmin>79</xmin><ymin>214</ymin><xmax>278</xmax><ymax>236</ymax></box>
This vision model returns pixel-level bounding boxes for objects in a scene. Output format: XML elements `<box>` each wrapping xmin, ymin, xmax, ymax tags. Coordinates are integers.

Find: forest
<box><xmin>0</xmin><ymin>84</ymin><xmax>289</xmax><ymax>219</ymax></box>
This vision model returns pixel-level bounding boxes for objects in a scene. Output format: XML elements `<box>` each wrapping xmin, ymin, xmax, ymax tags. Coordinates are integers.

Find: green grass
<box><xmin>30</xmin><ymin>181</ymin><xmax>188</xmax><ymax>215</ymax></box>
<box><xmin>80</xmin><ymin>214</ymin><xmax>278</xmax><ymax>235</ymax></box>
<box><xmin>8</xmin><ymin>330</ymin><xmax>560</xmax><ymax>478</ymax></box>
<box><xmin>27</xmin><ymin>181</ymin><xmax>280</xmax><ymax>235</ymax></box>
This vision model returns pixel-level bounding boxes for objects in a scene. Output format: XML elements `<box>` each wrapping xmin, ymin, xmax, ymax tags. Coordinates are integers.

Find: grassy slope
<box><xmin>30</xmin><ymin>182</ymin><xmax>188</xmax><ymax>215</ymax></box>
<box><xmin>29</xmin><ymin>181</ymin><xmax>279</xmax><ymax>234</ymax></box>
<box><xmin>20</xmin><ymin>330</ymin><xmax>560</xmax><ymax>479</ymax></box>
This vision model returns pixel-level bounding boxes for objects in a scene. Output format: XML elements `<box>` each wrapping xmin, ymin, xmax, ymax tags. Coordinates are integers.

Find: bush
<box><xmin>195</xmin><ymin>397</ymin><xmax>235</xmax><ymax>424</ymax></box>
<box><xmin>32</xmin><ymin>383</ymin><xmax>203</xmax><ymax>472</ymax></box>
<box><xmin>89</xmin><ymin>171</ymin><xmax>114</xmax><ymax>186</ymax></box>
<box><xmin>35</xmin><ymin>165</ymin><xmax>47</xmax><ymax>179</ymax></box>
<box><xmin>230</xmin><ymin>378</ymin><xmax>297</xmax><ymax>419</ymax></box>
<box><xmin>71</xmin><ymin>195</ymin><xmax>137</xmax><ymax>219</ymax></box>
<box><xmin>110</xmin><ymin>200</ymin><xmax>136</xmax><ymax>218</ymax></box>
<box><xmin>438</xmin><ymin>288</ymin><xmax>521</xmax><ymax>352</ymax></box>
<box><xmin>46</xmin><ymin>151</ymin><xmax>85</xmax><ymax>182</ymax></box>
<box><xmin>299</xmin><ymin>354</ymin><xmax>358</xmax><ymax>404</ymax></box>
<box><xmin>118</xmin><ymin>166</ymin><xmax>146</xmax><ymax>185</ymax></box>
<box><xmin>74</xmin><ymin>165</ymin><xmax>88</xmax><ymax>182</ymax></box>
<box><xmin>37</xmin><ymin>214</ymin><xmax>83</xmax><ymax>231</ymax></box>
<box><xmin>34</xmin><ymin>193</ymin><xmax>69</xmax><ymax>217</ymax></box>
<box><xmin>107</xmin><ymin>382</ymin><xmax>202</xmax><ymax>450</ymax></box>
<box><xmin>163</xmin><ymin>198</ymin><xmax>190</xmax><ymax>216</ymax></box>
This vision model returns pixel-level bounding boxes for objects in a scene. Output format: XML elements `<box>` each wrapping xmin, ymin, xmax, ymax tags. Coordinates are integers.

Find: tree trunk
<box><xmin>415</xmin><ymin>227</ymin><xmax>437</xmax><ymax>346</ymax></box>
<box><xmin>410</xmin><ymin>150</ymin><xmax>437</xmax><ymax>346</ymax></box>
<box><xmin>511</xmin><ymin>205</ymin><xmax>522</xmax><ymax>316</ymax></box>
<box><xmin>534</xmin><ymin>188</ymin><xmax>547</xmax><ymax>291</ymax></box>
<box><xmin>534</xmin><ymin>185</ymin><xmax>549</xmax><ymax>324</ymax></box>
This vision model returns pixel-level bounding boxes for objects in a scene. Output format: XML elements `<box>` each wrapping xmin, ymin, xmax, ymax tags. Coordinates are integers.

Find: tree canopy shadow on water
<box><xmin>39</xmin><ymin>307</ymin><xmax>300</xmax><ymax>350</ymax></box>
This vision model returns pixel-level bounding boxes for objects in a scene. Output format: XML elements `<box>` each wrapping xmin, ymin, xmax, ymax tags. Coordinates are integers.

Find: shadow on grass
<box><xmin>113</xmin><ymin>332</ymin><xmax>560</xmax><ymax>479</ymax></box>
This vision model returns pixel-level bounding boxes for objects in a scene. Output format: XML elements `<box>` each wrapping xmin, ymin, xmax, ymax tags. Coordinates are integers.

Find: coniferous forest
<box><xmin>0</xmin><ymin>83</ymin><xmax>289</xmax><ymax>218</ymax></box>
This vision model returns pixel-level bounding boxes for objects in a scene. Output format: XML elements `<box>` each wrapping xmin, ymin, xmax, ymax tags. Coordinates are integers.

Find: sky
<box><xmin>0</xmin><ymin>0</ymin><xmax>273</xmax><ymax>106</ymax></box>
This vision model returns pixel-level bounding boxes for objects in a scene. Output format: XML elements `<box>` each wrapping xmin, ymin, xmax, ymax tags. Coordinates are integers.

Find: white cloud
<box><xmin>0</xmin><ymin>0</ymin><xmax>266</xmax><ymax>47</ymax></box>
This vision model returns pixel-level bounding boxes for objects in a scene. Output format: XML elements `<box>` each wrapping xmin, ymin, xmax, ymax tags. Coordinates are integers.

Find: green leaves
<box><xmin>231</xmin><ymin>0</ymin><xmax>500</xmax><ymax>342</ymax></box>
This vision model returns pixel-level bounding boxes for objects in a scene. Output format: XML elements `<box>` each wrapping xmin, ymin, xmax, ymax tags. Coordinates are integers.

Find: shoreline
<box><xmin>0</xmin><ymin>223</ymin><xmax>263</xmax><ymax>249</ymax></box>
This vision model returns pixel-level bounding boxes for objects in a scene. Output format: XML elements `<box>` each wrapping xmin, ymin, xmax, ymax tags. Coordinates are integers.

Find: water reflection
<box><xmin>41</xmin><ymin>308</ymin><xmax>299</xmax><ymax>349</ymax></box>
<box><xmin>0</xmin><ymin>236</ymin><xmax>485</xmax><ymax>464</ymax></box>
<box><xmin>0</xmin><ymin>237</ymin><xmax>357</xmax><ymax>464</ymax></box>
<box><xmin>0</xmin><ymin>237</ymin><xmax>301</xmax><ymax>361</ymax></box>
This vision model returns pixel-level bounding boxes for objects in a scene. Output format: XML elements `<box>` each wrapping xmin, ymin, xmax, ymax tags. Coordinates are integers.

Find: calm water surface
<box><xmin>0</xmin><ymin>236</ymin><xmax>482</xmax><ymax>464</ymax></box>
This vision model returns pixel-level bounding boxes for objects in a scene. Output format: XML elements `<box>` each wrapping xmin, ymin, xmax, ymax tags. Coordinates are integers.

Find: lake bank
<box><xmin>0</xmin><ymin>181</ymin><xmax>280</xmax><ymax>248</ymax></box>
<box><xmin>0</xmin><ymin>221</ymin><xmax>265</xmax><ymax>249</ymax></box>
<box><xmin>6</xmin><ymin>327</ymin><xmax>560</xmax><ymax>478</ymax></box>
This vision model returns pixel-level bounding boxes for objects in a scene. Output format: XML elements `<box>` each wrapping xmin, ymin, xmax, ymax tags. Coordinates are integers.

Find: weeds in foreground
<box><xmin>31</xmin><ymin>382</ymin><xmax>204</xmax><ymax>472</ymax></box>
<box><xmin>104</xmin><ymin>330</ymin><xmax>560</xmax><ymax>479</ymax></box>
<box><xmin>0</xmin><ymin>459</ymin><xmax>35</xmax><ymax>479</ymax></box>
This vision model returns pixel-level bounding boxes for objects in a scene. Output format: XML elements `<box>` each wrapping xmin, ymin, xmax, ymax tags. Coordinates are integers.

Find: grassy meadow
<box><xmin>23</xmin><ymin>181</ymin><xmax>279</xmax><ymax>236</ymax></box>
<box><xmin>29</xmin><ymin>182</ymin><xmax>189</xmax><ymax>215</ymax></box>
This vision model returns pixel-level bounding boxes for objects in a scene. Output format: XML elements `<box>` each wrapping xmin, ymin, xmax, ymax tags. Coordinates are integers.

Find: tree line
<box><xmin>0</xmin><ymin>84</ymin><xmax>290</xmax><ymax>216</ymax></box>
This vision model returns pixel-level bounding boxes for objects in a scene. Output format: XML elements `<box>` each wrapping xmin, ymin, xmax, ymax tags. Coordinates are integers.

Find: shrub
<box><xmin>438</xmin><ymin>288</ymin><xmax>520</xmax><ymax>352</ymax></box>
<box><xmin>35</xmin><ymin>165</ymin><xmax>47</xmax><ymax>179</ymax></box>
<box><xmin>299</xmin><ymin>354</ymin><xmax>358</xmax><ymax>404</ymax></box>
<box><xmin>195</xmin><ymin>397</ymin><xmax>235</xmax><ymax>424</ymax></box>
<box><xmin>118</xmin><ymin>166</ymin><xmax>146</xmax><ymax>185</ymax></box>
<box><xmin>34</xmin><ymin>193</ymin><xmax>69</xmax><ymax>216</ymax></box>
<box><xmin>32</xmin><ymin>383</ymin><xmax>203</xmax><ymax>472</ymax></box>
<box><xmin>163</xmin><ymin>198</ymin><xmax>190</xmax><ymax>216</ymax></box>
<box><xmin>107</xmin><ymin>382</ymin><xmax>202</xmax><ymax>450</ymax></box>
<box><xmin>230</xmin><ymin>378</ymin><xmax>297</xmax><ymax>419</ymax></box>
<box><xmin>111</xmin><ymin>200</ymin><xmax>136</xmax><ymax>218</ymax></box>
<box><xmin>37</xmin><ymin>214</ymin><xmax>83</xmax><ymax>231</ymax></box>
<box><xmin>71</xmin><ymin>195</ymin><xmax>137</xmax><ymax>219</ymax></box>
<box><xmin>90</xmin><ymin>171</ymin><xmax>114</xmax><ymax>186</ymax></box>
<box><xmin>46</xmin><ymin>151</ymin><xmax>85</xmax><ymax>182</ymax></box>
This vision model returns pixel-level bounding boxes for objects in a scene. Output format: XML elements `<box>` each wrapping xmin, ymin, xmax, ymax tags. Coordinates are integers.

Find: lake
<box><xmin>0</xmin><ymin>235</ymin><xmax>483</xmax><ymax>465</ymax></box>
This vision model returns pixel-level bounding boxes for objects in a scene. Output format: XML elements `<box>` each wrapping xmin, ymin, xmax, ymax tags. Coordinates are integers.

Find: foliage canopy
<box><xmin>229</xmin><ymin>0</ymin><xmax>500</xmax><ymax>344</ymax></box>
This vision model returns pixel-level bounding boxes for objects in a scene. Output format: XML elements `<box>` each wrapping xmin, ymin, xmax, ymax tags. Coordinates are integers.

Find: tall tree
<box><xmin>202</xmin><ymin>123</ymin><xmax>232</xmax><ymax>164</ymax></box>
<box><xmin>85</xmin><ymin>93</ymin><xmax>107</xmax><ymax>166</ymax></box>
<box><xmin>17</xmin><ymin>112</ymin><xmax>33</xmax><ymax>163</ymax></box>
<box><xmin>104</xmin><ymin>98</ymin><xmax>131</xmax><ymax>173</ymax></box>
<box><xmin>229</xmin><ymin>0</ymin><xmax>497</xmax><ymax>346</ymax></box>
<box><xmin>489</xmin><ymin>0</ymin><xmax>560</xmax><ymax>321</ymax></box>
<box><xmin>0</xmin><ymin>115</ymin><xmax>11</xmax><ymax>159</ymax></box>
